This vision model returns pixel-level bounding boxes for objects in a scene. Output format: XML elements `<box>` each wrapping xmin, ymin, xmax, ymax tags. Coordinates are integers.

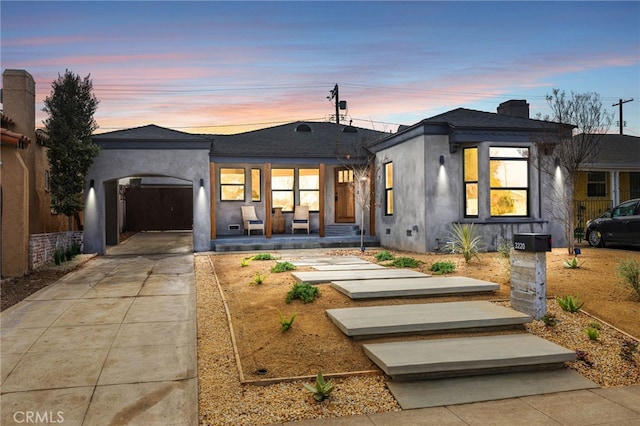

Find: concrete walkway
<box><xmin>1</xmin><ymin>233</ymin><xmax>197</xmax><ymax>425</ymax></box>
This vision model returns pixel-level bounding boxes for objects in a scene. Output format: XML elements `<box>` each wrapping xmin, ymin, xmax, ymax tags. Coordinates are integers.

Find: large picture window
<box><xmin>489</xmin><ymin>147</ymin><xmax>529</xmax><ymax>216</ymax></box>
<box><xmin>299</xmin><ymin>168</ymin><xmax>319</xmax><ymax>211</ymax></box>
<box><xmin>464</xmin><ymin>148</ymin><xmax>478</xmax><ymax>217</ymax></box>
<box><xmin>220</xmin><ymin>168</ymin><xmax>245</xmax><ymax>201</ymax></box>
<box><xmin>384</xmin><ymin>162</ymin><xmax>393</xmax><ymax>215</ymax></box>
<box><xmin>272</xmin><ymin>169</ymin><xmax>294</xmax><ymax>211</ymax></box>
<box><xmin>587</xmin><ymin>171</ymin><xmax>606</xmax><ymax>197</ymax></box>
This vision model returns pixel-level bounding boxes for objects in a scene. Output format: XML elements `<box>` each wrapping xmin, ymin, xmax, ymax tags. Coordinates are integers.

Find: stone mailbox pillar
<box><xmin>510</xmin><ymin>233</ymin><xmax>552</xmax><ymax>320</ymax></box>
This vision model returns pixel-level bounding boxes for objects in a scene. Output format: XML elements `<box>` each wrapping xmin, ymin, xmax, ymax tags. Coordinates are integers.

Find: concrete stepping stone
<box><xmin>289</xmin><ymin>256</ymin><xmax>373</xmax><ymax>267</ymax></box>
<box><xmin>291</xmin><ymin>269</ymin><xmax>427</xmax><ymax>284</ymax></box>
<box><xmin>363</xmin><ymin>334</ymin><xmax>576</xmax><ymax>381</ymax></box>
<box><xmin>331</xmin><ymin>276</ymin><xmax>499</xmax><ymax>299</ymax></box>
<box><xmin>387</xmin><ymin>369</ymin><xmax>598</xmax><ymax>409</ymax></box>
<box><xmin>326</xmin><ymin>301</ymin><xmax>532</xmax><ymax>338</ymax></box>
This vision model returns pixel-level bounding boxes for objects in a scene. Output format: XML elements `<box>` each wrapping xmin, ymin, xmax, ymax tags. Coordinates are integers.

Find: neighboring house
<box><xmin>367</xmin><ymin>100</ymin><xmax>571</xmax><ymax>253</ymax></box>
<box><xmin>574</xmin><ymin>134</ymin><xmax>640</xmax><ymax>230</ymax></box>
<box><xmin>1</xmin><ymin>69</ymin><xmax>78</xmax><ymax>277</ymax></box>
<box><xmin>210</xmin><ymin>121</ymin><xmax>386</xmax><ymax>238</ymax></box>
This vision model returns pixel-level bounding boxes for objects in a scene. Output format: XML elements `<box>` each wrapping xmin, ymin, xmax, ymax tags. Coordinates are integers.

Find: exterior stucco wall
<box><xmin>1</xmin><ymin>147</ymin><xmax>30</xmax><ymax>276</ymax></box>
<box><xmin>375</xmin><ymin>135</ymin><xmax>564</xmax><ymax>253</ymax></box>
<box><xmin>84</xmin><ymin>148</ymin><xmax>211</xmax><ymax>254</ymax></box>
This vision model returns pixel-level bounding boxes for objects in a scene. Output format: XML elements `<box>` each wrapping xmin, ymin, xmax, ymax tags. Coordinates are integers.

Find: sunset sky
<box><xmin>2</xmin><ymin>1</ymin><xmax>639</xmax><ymax>136</ymax></box>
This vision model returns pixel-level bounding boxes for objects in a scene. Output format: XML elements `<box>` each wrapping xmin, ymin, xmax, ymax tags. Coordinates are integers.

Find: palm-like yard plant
<box><xmin>446</xmin><ymin>222</ymin><xmax>482</xmax><ymax>263</ymax></box>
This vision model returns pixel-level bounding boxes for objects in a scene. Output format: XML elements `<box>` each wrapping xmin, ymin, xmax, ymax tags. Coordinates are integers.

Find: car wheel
<box><xmin>587</xmin><ymin>230</ymin><xmax>604</xmax><ymax>247</ymax></box>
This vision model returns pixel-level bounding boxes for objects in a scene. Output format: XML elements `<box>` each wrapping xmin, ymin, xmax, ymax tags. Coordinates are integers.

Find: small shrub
<box><xmin>303</xmin><ymin>372</ymin><xmax>334</xmax><ymax>402</ymax></box>
<box><xmin>374</xmin><ymin>250</ymin><xmax>394</xmax><ymax>262</ymax></box>
<box><xmin>252</xmin><ymin>253</ymin><xmax>276</xmax><ymax>261</ymax></box>
<box><xmin>620</xmin><ymin>339</ymin><xmax>639</xmax><ymax>362</ymax></box>
<box><xmin>618</xmin><ymin>258</ymin><xmax>640</xmax><ymax>298</ymax></box>
<box><xmin>278</xmin><ymin>311</ymin><xmax>296</xmax><ymax>333</ymax></box>
<box><xmin>240</xmin><ymin>258</ymin><xmax>251</xmax><ymax>267</ymax></box>
<box><xmin>286</xmin><ymin>283</ymin><xmax>319</xmax><ymax>304</ymax></box>
<box><xmin>589</xmin><ymin>321</ymin><xmax>601</xmax><ymax>330</ymax></box>
<box><xmin>65</xmin><ymin>248</ymin><xmax>73</xmax><ymax>261</ymax></box>
<box><xmin>563</xmin><ymin>257</ymin><xmax>584</xmax><ymax>269</ymax></box>
<box><xmin>71</xmin><ymin>242</ymin><xmax>81</xmax><ymax>256</ymax></box>
<box><xmin>54</xmin><ymin>250</ymin><xmax>61</xmax><ymax>265</ymax></box>
<box><xmin>446</xmin><ymin>222</ymin><xmax>482</xmax><ymax>263</ymax></box>
<box><xmin>586</xmin><ymin>327</ymin><xmax>600</xmax><ymax>341</ymax></box>
<box><xmin>389</xmin><ymin>257</ymin><xmax>420</xmax><ymax>268</ymax></box>
<box><xmin>251</xmin><ymin>273</ymin><xmax>267</xmax><ymax>285</ymax></box>
<box><xmin>429</xmin><ymin>261</ymin><xmax>456</xmax><ymax>275</ymax></box>
<box><xmin>271</xmin><ymin>261</ymin><xmax>297</xmax><ymax>273</ymax></box>
<box><xmin>497</xmin><ymin>238</ymin><xmax>512</xmax><ymax>259</ymax></box>
<box><xmin>556</xmin><ymin>295</ymin><xmax>584</xmax><ymax>313</ymax></box>
<box><xmin>541</xmin><ymin>313</ymin><xmax>559</xmax><ymax>327</ymax></box>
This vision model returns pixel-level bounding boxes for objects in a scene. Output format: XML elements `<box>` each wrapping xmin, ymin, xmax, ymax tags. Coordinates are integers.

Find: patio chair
<box><xmin>241</xmin><ymin>205</ymin><xmax>264</xmax><ymax>235</ymax></box>
<box><xmin>291</xmin><ymin>205</ymin><xmax>310</xmax><ymax>234</ymax></box>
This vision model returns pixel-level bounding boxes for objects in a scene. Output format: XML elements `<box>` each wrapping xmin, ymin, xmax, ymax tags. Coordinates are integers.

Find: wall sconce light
<box><xmin>439</xmin><ymin>155</ymin><xmax>445</xmax><ymax>166</ymax></box>
<box><xmin>199</xmin><ymin>178</ymin><xmax>204</xmax><ymax>187</ymax></box>
<box><xmin>89</xmin><ymin>179</ymin><xmax>95</xmax><ymax>188</ymax></box>
<box><xmin>554</xmin><ymin>157</ymin><xmax>560</xmax><ymax>167</ymax></box>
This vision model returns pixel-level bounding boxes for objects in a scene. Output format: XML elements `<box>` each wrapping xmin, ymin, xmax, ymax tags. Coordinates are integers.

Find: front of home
<box><xmin>367</xmin><ymin>100</ymin><xmax>571</xmax><ymax>252</ymax></box>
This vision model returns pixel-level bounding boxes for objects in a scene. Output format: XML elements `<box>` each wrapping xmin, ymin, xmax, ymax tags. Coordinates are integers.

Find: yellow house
<box><xmin>574</xmin><ymin>134</ymin><xmax>640</xmax><ymax>232</ymax></box>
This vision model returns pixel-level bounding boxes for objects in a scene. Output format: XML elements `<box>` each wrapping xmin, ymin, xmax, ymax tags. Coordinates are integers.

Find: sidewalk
<box><xmin>1</xmin><ymin>236</ymin><xmax>197</xmax><ymax>425</ymax></box>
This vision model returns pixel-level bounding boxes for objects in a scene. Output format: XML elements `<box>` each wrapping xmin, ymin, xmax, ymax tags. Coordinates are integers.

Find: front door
<box><xmin>335</xmin><ymin>167</ymin><xmax>355</xmax><ymax>223</ymax></box>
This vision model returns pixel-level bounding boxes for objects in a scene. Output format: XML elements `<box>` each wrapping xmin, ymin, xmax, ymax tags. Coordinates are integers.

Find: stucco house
<box><xmin>84</xmin><ymin>121</ymin><xmax>386</xmax><ymax>254</ymax></box>
<box><xmin>573</xmin><ymin>134</ymin><xmax>640</xmax><ymax>232</ymax></box>
<box><xmin>367</xmin><ymin>100</ymin><xmax>571</xmax><ymax>253</ymax></box>
<box><xmin>1</xmin><ymin>69</ymin><xmax>80</xmax><ymax>277</ymax></box>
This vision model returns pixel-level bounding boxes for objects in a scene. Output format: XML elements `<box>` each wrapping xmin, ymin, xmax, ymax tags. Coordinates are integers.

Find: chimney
<box><xmin>497</xmin><ymin>99</ymin><xmax>529</xmax><ymax>119</ymax></box>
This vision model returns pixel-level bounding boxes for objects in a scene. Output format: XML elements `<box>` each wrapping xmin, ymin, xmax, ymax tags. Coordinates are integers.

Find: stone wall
<box><xmin>29</xmin><ymin>231</ymin><xmax>83</xmax><ymax>270</ymax></box>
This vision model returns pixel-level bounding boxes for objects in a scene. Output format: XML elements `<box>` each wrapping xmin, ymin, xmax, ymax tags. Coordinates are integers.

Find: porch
<box><xmin>210</xmin><ymin>232</ymin><xmax>380</xmax><ymax>252</ymax></box>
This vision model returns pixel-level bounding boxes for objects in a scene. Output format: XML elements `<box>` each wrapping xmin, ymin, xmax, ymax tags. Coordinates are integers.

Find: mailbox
<box><xmin>513</xmin><ymin>233</ymin><xmax>552</xmax><ymax>252</ymax></box>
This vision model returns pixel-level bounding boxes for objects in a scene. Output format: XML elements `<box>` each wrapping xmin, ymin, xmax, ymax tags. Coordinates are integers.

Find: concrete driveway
<box><xmin>1</xmin><ymin>232</ymin><xmax>197</xmax><ymax>425</ymax></box>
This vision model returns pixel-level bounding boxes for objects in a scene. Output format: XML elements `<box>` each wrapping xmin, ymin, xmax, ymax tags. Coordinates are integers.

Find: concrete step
<box><xmin>325</xmin><ymin>224</ymin><xmax>360</xmax><ymax>236</ymax></box>
<box><xmin>326</xmin><ymin>301</ymin><xmax>532</xmax><ymax>339</ymax></box>
<box><xmin>363</xmin><ymin>334</ymin><xmax>576</xmax><ymax>381</ymax></box>
<box><xmin>331</xmin><ymin>276</ymin><xmax>500</xmax><ymax>299</ymax></box>
<box><xmin>291</xmin><ymin>269</ymin><xmax>428</xmax><ymax>284</ymax></box>
<box><xmin>289</xmin><ymin>256</ymin><xmax>372</xmax><ymax>267</ymax></box>
<box><xmin>313</xmin><ymin>263</ymin><xmax>385</xmax><ymax>271</ymax></box>
<box><xmin>387</xmin><ymin>369</ymin><xmax>598</xmax><ymax>409</ymax></box>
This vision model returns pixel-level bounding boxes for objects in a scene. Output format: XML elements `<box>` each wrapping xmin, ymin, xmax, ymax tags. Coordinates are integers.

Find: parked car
<box><xmin>585</xmin><ymin>198</ymin><xmax>640</xmax><ymax>247</ymax></box>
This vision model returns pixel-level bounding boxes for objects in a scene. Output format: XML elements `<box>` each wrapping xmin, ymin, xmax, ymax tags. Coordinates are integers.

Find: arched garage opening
<box><xmin>84</xmin><ymin>125</ymin><xmax>212</xmax><ymax>255</ymax></box>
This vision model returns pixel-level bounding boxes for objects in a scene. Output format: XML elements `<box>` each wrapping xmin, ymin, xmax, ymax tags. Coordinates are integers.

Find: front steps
<box><xmin>286</xmin><ymin>256</ymin><xmax>597</xmax><ymax>408</ymax></box>
<box><xmin>326</xmin><ymin>301</ymin><xmax>531</xmax><ymax>338</ymax></box>
<box><xmin>363</xmin><ymin>334</ymin><xmax>576</xmax><ymax>381</ymax></box>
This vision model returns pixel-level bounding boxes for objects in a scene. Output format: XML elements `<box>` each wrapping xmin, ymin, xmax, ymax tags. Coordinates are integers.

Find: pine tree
<box><xmin>43</xmin><ymin>70</ymin><xmax>100</xmax><ymax>229</ymax></box>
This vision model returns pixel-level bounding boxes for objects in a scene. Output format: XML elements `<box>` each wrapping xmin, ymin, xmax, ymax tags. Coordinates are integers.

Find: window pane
<box><xmin>490</xmin><ymin>160</ymin><xmax>528</xmax><ymax>188</ymax></box>
<box><xmin>466</xmin><ymin>183</ymin><xmax>478</xmax><ymax>216</ymax></box>
<box><xmin>272</xmin><ymin>190</ymin><xmax>294</xmax><ymax>211</ymax></box>
<box><xmin>489</xmin><ymin>147</ymin><xmax>529</xmax><ymax>158</ymax></box>
<box><xmin>490</xmin><ymin>189</ymin><xmax>528</xmax><ymax>216</ymax></box>
<box><xmin>221</xmin><ymin>185</ymin><xmax>244</xmax><ymax>201</ymax></box>
<box><xmin>272</xmin><ymin>169</ymin><xmax>294</xmax><ymax>190</ymax></box>
<box><xmin>385</xmin><ymin>163</ymin><xmax>393</xmax><ymax>189</ymax></box>
<box><xmin>299</xmin><ymin>169</ymin><xmax>319</xmax><ymax>189</ymax></box>
<box><xmin>300</xmin><ymin>191</ymin><xmax>319</xmax><ymax>211</ymax></box>
<box><xmin>464</xmin><ymin>148</ymin><xmax>478</xmax><ymax>181</ymax></box>
<box><xmin>251</xmin><ymin>169</ymin><xmax>261</xmax><ymax>201</ymax></box>
<box><xmin>220</xmin><ymin>168</ymin><xmax>245</xmax><ymax>184</ymax></box>
<box><xmin>386</xmin><ymin>189</ymin><xmax>394</xmax><ymax>215</ymax></box>
<box><xmin>587</xmin><ymin>171</ymin><xmax>606</xmax><ymax>197</ymax></box>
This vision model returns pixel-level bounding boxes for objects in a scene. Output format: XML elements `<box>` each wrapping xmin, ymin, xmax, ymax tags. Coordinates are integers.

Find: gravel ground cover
<box><xmin>196</xmin><ymin>249</ymin><xmax>639</xmax><ymax>425</ymax></box>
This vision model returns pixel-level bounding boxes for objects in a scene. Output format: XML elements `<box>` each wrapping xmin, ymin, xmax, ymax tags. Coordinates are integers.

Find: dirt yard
<box><xmin>207</xmin><ymin>245</ymin><xmax>640</xmax><ymax>384</ymax></box>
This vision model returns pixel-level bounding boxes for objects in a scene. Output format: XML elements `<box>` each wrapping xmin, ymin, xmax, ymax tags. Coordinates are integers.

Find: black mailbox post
<box><xmin>513</xmin><ymin>233</ymin><xmax>552</xmax><ymax>252</ymax></box>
